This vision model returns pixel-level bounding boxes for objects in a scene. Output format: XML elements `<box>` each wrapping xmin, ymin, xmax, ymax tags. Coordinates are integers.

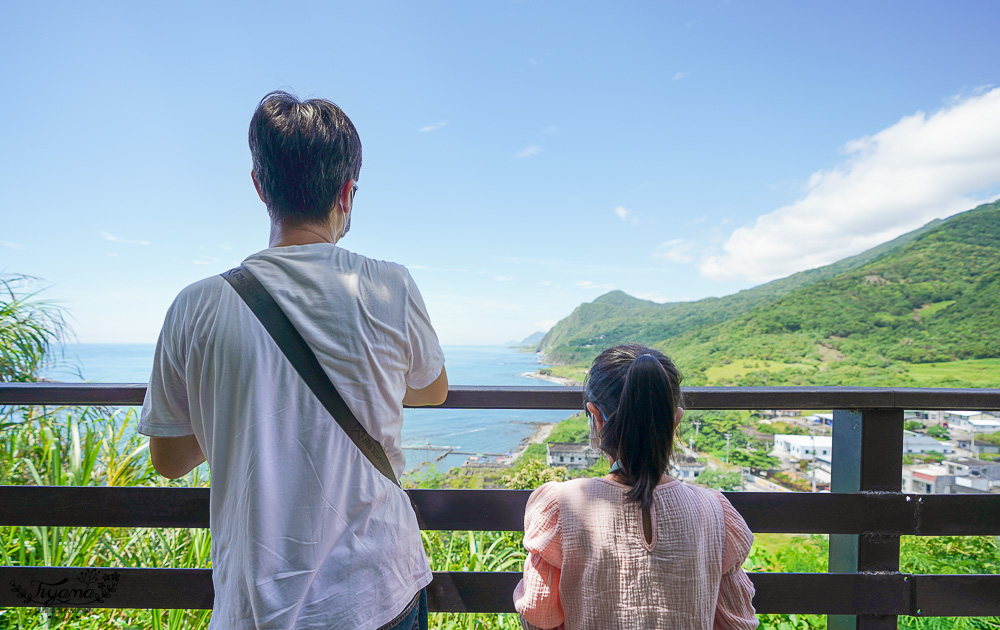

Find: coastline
<box><xmin>507</xmin><ymin>421</ymin><xmax>556</xmax><ymax>463</ymax></box>
<box><xmin>520</xmin><ymin>371</ymin><xmax>582</xmax><ymax>387</ymax></box>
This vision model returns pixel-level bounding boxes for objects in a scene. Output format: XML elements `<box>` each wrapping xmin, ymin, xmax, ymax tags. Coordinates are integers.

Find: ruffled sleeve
<box><xmin>513</xmin><ymin>482</ymin><xmax>565</xmax><ymax>630</ymax></box>
<box><xmin>713</xmin><ymin>492</ymin><xmax>758</xmax><ymax>630</ymax></box>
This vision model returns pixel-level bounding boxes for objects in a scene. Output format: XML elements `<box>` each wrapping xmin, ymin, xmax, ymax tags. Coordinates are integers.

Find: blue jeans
<box><xmin>379</xmin><ymin>589</ymin><xmax>428</xmax><ymax>630</ymax></box>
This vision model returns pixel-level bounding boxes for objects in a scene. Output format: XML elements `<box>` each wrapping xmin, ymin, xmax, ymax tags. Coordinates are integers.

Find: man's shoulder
<box><xmin>347</xmin><ymin>249</ymin><xmax>411</xmax><ymax>282</ymax></box>
<box><xmin>248</xmin><ymin>245</ymin><xmax>413</xmax><ymax>285</ymax></box>
<box><xmin>174</xmin><ymin>274</ymin><xmax>227</xmax><ymax>305</ymax></box>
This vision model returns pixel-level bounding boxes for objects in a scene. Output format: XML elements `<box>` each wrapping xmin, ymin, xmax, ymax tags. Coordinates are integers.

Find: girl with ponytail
<box><xmin>514</xmin><ymin>344</ymin><xmax>758</xmax><ymax>630</ymax></box>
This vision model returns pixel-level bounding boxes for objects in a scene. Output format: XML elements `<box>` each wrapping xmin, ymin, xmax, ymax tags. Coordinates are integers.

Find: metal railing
<box><xmin>3</xmin><ymin>384</ymin><xmax>1000</xmax><ymax>629</ymax></box>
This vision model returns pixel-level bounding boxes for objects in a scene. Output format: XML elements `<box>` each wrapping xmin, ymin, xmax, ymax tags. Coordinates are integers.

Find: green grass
<box><xmin>913</xmin><ymin>300</ymin><xmax>956</xmax><ymax>319</ymax></box>
<box><xmin>903</xmin><ymin>358</ymin><xmax>1000</xmax><ymax>388</ymax></box>
<box><xmin>704</xmin><ymin>359</ymin><xmax>812</xmax><ymax>383</ymax></box>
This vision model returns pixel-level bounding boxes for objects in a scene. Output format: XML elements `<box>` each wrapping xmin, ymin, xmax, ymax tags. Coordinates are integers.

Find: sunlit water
<box><xmin>45</xmin><ymin>344</ymin><xmax>576</xmax><ymax>473</ymax></box>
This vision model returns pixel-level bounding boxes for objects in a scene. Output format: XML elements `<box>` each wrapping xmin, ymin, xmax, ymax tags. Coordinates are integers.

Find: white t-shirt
<box><xmin>139</xmin><ymin>243</ymin><xmax>445</xmax><ymax>630</ymax></box>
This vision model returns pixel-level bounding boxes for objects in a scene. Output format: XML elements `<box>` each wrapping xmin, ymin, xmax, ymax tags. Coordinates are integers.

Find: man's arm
<box><xmin>149</xmin><ymin>435</ymin><xmax>206</xmax><ymax>479</ymax></box>
<box><xmin>403</xmin><ymin>367</ymin><xmax>448</xmax><ymax>407</ymax></box>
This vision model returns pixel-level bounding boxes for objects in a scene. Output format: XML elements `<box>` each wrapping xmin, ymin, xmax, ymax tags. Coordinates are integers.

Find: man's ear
<box><xmin>251</xmin><ymin>170</ymin><xmax>266</xmax><ymax>204</ymax></box>
<box><xmin>337</xmin><ymin>178</ymin><xmax>355</xmax><ymax>215</ymax></box>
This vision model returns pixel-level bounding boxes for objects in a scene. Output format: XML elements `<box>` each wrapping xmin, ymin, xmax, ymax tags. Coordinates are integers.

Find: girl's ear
<box><xmin>674</xmin><ymin>407</ymin><xmax>685</xmax><ymax>428</ymax></box>
<box><xmin>586</xmin><ymin>402</ymin><xmax>605</xmax><ymax>432</ymax></box>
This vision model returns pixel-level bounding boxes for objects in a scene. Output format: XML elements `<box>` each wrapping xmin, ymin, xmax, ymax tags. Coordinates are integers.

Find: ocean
<box><xmin>44</xmin><ymin>344</ymin><xmax>577</xmax><ymax>473</ymax></box>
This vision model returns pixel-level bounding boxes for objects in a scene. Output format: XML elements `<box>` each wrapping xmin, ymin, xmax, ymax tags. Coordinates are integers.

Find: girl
<box><xmin>513</xmin><ymin>344</ymin><xmax>758</xmax><ymax>629</ymax></box>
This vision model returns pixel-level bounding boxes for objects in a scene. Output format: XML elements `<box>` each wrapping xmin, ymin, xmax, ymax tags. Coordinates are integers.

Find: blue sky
<box><xmin>3</xmin><ymin>1</ymin><xmax>999</xmax><ymax>345</ymax></box>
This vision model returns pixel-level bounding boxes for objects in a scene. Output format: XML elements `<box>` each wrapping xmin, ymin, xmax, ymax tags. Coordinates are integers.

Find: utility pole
<box><xmin>724</xmin><ymin>432</ymin><xmax>732</xmax><ymax>464</ymax></box>
<box><xmin>810</xmin><ymin>430</ymin><xmax>817</xmax><ymax>493</ymax></box>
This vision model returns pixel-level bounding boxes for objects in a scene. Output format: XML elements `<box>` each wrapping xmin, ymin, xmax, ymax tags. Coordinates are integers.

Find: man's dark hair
<box><xmin>249</xmin><ymin>91</ymin><xmax>362</xmax><ymax>225</ymax></box>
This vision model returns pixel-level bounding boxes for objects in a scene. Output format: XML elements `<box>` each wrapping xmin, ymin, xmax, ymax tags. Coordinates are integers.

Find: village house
<box><xmin>772</xmin><ymin>434</ymin><xmax>832</xmax><ymax>461</ymax></box>
<box><xmin>945</xmin><ymin>458</ymin><xmax>1000</xmax><ymax>492</ymax></box>
<box><xmin>546</xmin><ymin>442</ymin><xmax>602</xmax><ymax>469</ymax></box>
<box><xmin>903</xmin><ymin>464</ymin><xmax>955</xmax><ymax>494</ymax></box>
<box><xmin>935</xmin><ymin>410</ymin><xmax>1000</xmax><ymax>433</ymax></box>
<box><xmin>902</xmin><ymin>430</ymin><xmax>953</xmax><ymax>455</ymax></box>
<box><xmin>902</xmin><ymin>458</ymin><xmax>1000</xmax><ymax>494</ymax></box>
<box><xmin>670</xmin><ymin>456</ymin><xmax>707</xmax><ymax>481</ymax></box>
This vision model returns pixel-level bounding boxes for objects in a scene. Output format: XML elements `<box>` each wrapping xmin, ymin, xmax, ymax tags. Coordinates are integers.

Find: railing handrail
<box><xmin>4</xmin><ymin>384</ymin><xmax>1000</xmax><ymax>625</ymax></box>
<box><xmin>3</xmin><ymin>382</ymin><xmax>1000</xmax><ymax>410</ymax></box>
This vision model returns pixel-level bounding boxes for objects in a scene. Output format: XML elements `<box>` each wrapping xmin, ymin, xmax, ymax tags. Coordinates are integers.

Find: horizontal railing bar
<box><xmin>2</xmin><ymin>566</ymin><xmax>999</xmax><ymax>615</ymax></box>
<box><xmin>5</xmin><ymin>487</ymin><xmax>1000</xmax><ymax>535</ymax></box>
<box><xmin>3</xmin><ymin>383</ymin><xmax>999</xmax><ymax>410</ymax></box>
<box><xmin>911</xmin><ymin>574</ymin><xmax>1000</xmax><ymax>616</ymax></box>
<box><xmin>0</xmin><ymin>487</ymin><xmax>211</xmax><ymax>529</ymax></box>
<box><xmin>0</xmin><ymin>383</ymin><xmax>147</xmax><ymax>406</ymax></box>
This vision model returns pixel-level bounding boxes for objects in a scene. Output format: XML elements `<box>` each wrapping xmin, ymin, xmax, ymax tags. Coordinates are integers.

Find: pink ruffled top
<box><xmin>513</xmin><ymin>476</ymin><xmax>758</xmax><ymax>630</ymax></box>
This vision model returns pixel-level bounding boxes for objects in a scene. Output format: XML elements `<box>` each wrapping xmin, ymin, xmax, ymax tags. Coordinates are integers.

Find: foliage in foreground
<box><xmin>0</xmin><ymin>407</ymin><xmax>212</xmax><ymax>630</ymax></box>
<box><xmin>0</xmin><ymin>275</ymin><xmax>69</xmax><ymax>383</ymax></box>
<box><xmin>5</xmin><ymin>407</ymin><xmax>1000</xmax><ymax>629</ymax></box>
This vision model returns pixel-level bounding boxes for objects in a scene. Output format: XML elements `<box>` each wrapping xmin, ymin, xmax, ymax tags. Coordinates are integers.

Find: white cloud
<box><xmin>419</xmin><ymin>122</ymin><xmax>447</xmax><ymax>133</ymax></box>
<box><xmin>409</xmin><ymin>264</ymin><xmax>429</xmax><ymax>270</ymax></box>
<box><xmin>542</xmin><ymin>126</ymin><xmax>558</xmax><ymax>135</ymax></box>
<box><xmin>193</xmin><ymin>256</ymin><xmax>221</xmax><ymax>265</ymax></box>
<box><xmin>700</xmin><ymin>87</ymin><xmax>1000</xmax><ymax>282</ymax></box>
<box><xmin>495</xmin><ymin>275</ymin><xmax>513</xmax><ymax>282</ymax></box>
<box><xmin>539</xmin><ymin>280</ymin><xmax>553</xmax><ymax>286</ymax></box>
<box><xmin>101</xmin><ymin>231</ymin><xmax>150</xmax><ymax>246</ymax></box>
<box><xmin>575</xmin><ymin>280</ymin><xmax>615</xmax><ymax>291</ymax></box>
<box><xmin>533</xmin><ymin>319</ymin><xmax>557</xmax><ymax>331</ymax></box>
<box><xmin>515</xmin><ymin>144</ymin><xmax>543</xmax><ymax>159</ymax></box>
<box><xmin>614</xmin><ymin>206</ymin><xmax>639</xmax><ymax>225</ymax></box>
<box><xmin>654</xmin><ymin>239</ymin><xmax>695</xmax><ymax>263</ymax></box>
<box><xmin>1</xmin><ymin>241</ymin><xmax>22</xmax><ymax>248</ymax></box>
<box><xmin>673</xmin><ymin>72</ymin><xmax>688</xmax><ymax>81</ymax></box>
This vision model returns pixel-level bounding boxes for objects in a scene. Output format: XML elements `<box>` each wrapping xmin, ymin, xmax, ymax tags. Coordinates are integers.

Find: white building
<box><xmin>671</xmin><ymin>456</ymin><xmax>707</xmax><ymax>481</ymax></box>
<box><xmin>903</xmin><ymin>465</ymin><xmax>955</xmax><ymax>494</ymax></box>
<box><xmin>772</xmin><ymin>434</ymin><xmax>832</xmax><ymax>461</ymax></box>
<box><xmin>903</xmin><ymin>431</ymin><xmax>953</xmax><ymax>455</ymax></box>
<box><xmin>546</xmin><ymin>442</ymin><xmax>601</xmax><ymax>469</ymax></box>
<box><xmin>806</xmin><ymin>413</ymin><xmax>833</xmax><ymax>426</ymax></box>
<box><xmin>942</xmin><ymin>411</ymin><xmax>1000</xmax><ymax>434</ymax></box>
<box><xmin>902</xmin><ymin>458</ymin><xmax>1000</xmax><ymax>494</ymax></box>
<box><xmin>945</xmin><ymin>458</ymin><xmax>1000</xmax><ymax>492</ymax></box>
<box><xmin>774</xmin><ymin>431</ymin><xmax>952</xmax><ymax>462</ymax></box>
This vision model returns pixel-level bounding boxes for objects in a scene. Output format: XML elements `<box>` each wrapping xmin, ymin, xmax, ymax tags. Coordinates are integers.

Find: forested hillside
<box><xmin>539</xmin><ymin>200</ymin><xmax>1000</xmax><ymax>387</ymax></box>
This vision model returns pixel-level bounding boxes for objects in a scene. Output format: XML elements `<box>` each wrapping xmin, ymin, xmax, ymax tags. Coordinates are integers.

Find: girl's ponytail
<box><xmin>586</xmin><ymin>344</ymin><xmax>683</xmax><ymax>510</ymax></box>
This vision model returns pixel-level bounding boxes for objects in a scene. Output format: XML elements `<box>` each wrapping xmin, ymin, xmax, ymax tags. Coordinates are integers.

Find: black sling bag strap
<box><xmin>221</xmin><ymin>265</ymin><xmax>401</xmax><ymax>487</ymax></box>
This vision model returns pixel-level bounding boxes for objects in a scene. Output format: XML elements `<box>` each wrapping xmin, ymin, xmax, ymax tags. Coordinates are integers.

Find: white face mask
<box><xmin>341</xmin><ymin>210</ymin><xmax>351</xmax><ymax>239</ymax></box>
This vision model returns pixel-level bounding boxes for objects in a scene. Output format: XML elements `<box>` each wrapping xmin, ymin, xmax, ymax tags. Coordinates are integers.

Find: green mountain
<box><xmin>540</xmin><ymin>200</ymin><xmax>1000</xmax><ymax>387</ymax></box>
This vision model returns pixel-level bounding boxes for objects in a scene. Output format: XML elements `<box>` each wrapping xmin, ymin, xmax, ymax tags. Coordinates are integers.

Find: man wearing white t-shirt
<box><xmin>139</xmin><ymin>91</ymin><xmax>447</xmax><ymax>630</ymax></box>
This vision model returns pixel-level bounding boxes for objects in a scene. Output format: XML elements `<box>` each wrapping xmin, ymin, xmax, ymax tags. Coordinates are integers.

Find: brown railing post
<box><xmin>829</xmin><ymin>408</ymin><xmax>905</xmax><ymax>630</ymax></box>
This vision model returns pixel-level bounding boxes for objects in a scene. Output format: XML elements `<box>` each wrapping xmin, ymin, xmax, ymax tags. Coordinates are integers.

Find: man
<box><xmin>139</xmin><ymin>91</ymin><xmax>447</xmax><ymax>630</ymax></box>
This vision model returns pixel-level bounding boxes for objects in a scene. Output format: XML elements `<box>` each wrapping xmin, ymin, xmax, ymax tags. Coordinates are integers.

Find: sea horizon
<box><xmin>41</xmin><ymin>343</ymin><xmax>577</xmax><ymax>474</ymax></box>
